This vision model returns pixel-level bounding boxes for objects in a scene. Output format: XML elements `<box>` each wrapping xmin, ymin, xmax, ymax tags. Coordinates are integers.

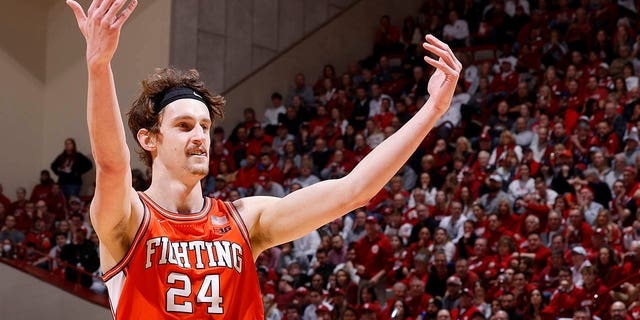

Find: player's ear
<box><xmin>137</xmin><ymin>128</ymin><xmax>157</xmax><ymax>152</ymax></box>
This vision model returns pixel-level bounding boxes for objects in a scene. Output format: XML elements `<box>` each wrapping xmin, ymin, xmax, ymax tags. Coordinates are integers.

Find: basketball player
<box><xmin>66</xmin><ymin>0</ymin><xmax>461</xmax><ymax>318</ymax></box>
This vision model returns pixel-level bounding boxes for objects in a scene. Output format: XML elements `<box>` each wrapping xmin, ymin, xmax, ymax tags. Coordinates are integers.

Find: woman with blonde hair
<box><xmin>490</xmin><ymin>130</ymin><xmax>523</xmax><ymax>166</ymax></box>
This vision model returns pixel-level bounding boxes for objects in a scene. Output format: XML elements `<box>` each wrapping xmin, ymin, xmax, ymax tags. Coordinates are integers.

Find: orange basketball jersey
<box><xmin>103</xmin><ymin>192</ymin><xmax>264</xmax><ymax>319</ymax></box>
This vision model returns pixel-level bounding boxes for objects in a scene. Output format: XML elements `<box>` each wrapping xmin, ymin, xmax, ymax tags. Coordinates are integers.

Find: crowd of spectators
<box><xmin>2</xmin><ymin>0</ymin><xmax>640</xmax><ymax>319</ymax></box>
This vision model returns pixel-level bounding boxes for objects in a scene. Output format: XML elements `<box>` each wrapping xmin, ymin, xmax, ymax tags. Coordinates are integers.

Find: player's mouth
<box><xmin>187</xmin><ymin>148</ymin><xmax>208</xmax><ymax>158</ymax></box>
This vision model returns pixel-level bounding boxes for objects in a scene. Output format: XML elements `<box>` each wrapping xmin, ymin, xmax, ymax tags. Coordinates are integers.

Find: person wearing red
<box><xmin>582</xmin><ymin>75</ymin><xmax>609</xmax><ymax>103</ymax></box>
<box><xmin>30</xmin><ymin>170</ymin><xmax>55</xmax><ymax>203</ymax></box>
<box><xmin>564</xmin><ymin>208</ymin><xmax>593</xmax><ymax>249</ymax></box>
<box><xmin>594</xmin><ymin>245</ymin><xmax>623</xmax><ymax>287</ymax></box>
<box><xmin>234</xmin><ymin>153</ymin><xmax>260</xmax><ymax>191</ymax></box>
<box><xmin>468</xmin><ymin>238</ymin><xmax>496</xmax><ymax>280</ymax></box>
<box><xmin>544</xmin><ymin>267</ymin><xmax>585</xmax><ymax>319</ymax></box>
<box><xmin>536</xmin><ymin>249</ymin><xmax>564</xmax><ymax>295</ymax></box>
<box><xmin>373</xmin><ymin>98</ymin><xmax>395</xmax><ymax>130</ymax></box>
<box><xmin>622</xmin><ymin>166</ymin><xmax>640</xmax><ymax>200</ymax></box>
<box><xmin>24</xmin><ymin>217</ymin><xmax>52</xmax><ymax>253</ymax></box>
<box><xmin>516</xmin><ymin>233</ymin><xmax>551</xmax><ymax>273</ymax></box>
<box><xmin>44</xmin><ymin>184</ymin><xmax>67</xmax><ymax>221</ymax></box>
<box><xmin>577</xmin><ymin>265</ymin><xmax>611</xmax><ymax>319</ymax></box>
<box><xmin>207</xmin><ymin>141</ymin><xmax>235</xmax><ymax>178</ymax></box>
<box><xmin>483</xmin><ymin>213</ymin><xmax>515</xmax><ymax>251</ymax></box>
<box><xmin>450</xmin><ymin>287</ymin><xmax>479</xmax><ymax>320</ymax></box>
<box><xmin>589</xmin><ymin>121</ymin><xmax>621</xmax><ymax>158</ymax></box>
<box><xmin>405</xmin><ymin>276</ymin><xmax>432</xmax><ymax>318</ymax></box>
<box><xmin>374</xmin><ymin>15</ymin><xmax>401</xmax><ymax>57</ymax></box>
<box><xmin>246</xmin><ymin>125</ymin><xmax>273</xmax><ymax>157</ymax></box>
<box><xmin>453</xmin><ymin>258</ymin><xmax>479</xmax><ymax>291</ymax></box>
<box><xmin>353</xmin><ymin>216</ymin><xmax>394</xmax><ymax>302</ymax></box>
<box><xmin>489</xmin><ymin>61</ymin><xmax>520</xmax><ymax>95</ymax></box>
<box><xmin>258</xmin><ymin>153</ymin><xmax>283</xmax><ymax>184</ymax></box>
<box><xmin>404</xmin><ymin>227</ymin><xmax>432</xmax><ymax>269</ymax></box>
<box><xmin>9</xmin><ymin>187</ymin><xmax>28</xmax><ymax>218</ymax></box>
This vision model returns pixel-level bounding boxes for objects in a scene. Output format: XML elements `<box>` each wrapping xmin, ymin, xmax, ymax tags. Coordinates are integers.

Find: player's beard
<box><xmin>187</xmin><ymin>162</ymin><xmax>209</xmax><ymax>177</ymax></box>
<box><xmin>184</xmin><ymin>157</ymin><xmax>209</xmax><ymax>177</ymax></box>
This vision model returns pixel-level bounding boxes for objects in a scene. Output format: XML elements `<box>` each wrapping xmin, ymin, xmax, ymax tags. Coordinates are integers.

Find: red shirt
<box><xmin>468</xmin><ymin>255</ymin><xmax>496</xmax><ymax>279</ymax></box>
<box><xmin>353</xmin><ymin>232</ymin><xmax>393</xmax><ymax>280</ymax></box>
<box><xmin>452</xmin><ymin>306</ymin><xmax>480</xmax><ymax>320</ymax></box>
<box><xmin>405</xmin><ymin>293</ymin><xmax>432</xmax><ymax>318</ymax></box>
<box><xmin>545</xmin><ymin>286</ymin><xmax>585</xmax><ymax>318</ymax></box>
<box><xmin>577</xmin><ymin>282</ymin><xmax>611</xmax><ymax>319</ymax></box>
<box><xmin>564</xmin><ymin>222</ymin><xmax>593</xmax><ymax>248</ymax></box>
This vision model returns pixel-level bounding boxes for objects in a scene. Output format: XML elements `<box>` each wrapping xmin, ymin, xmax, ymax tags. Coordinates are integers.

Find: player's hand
<box><xmin>422</xmin><ymin>35</ymin><xmax>462</xmax><ymax>113</ymax></box>
<box><xmin>67</xmin><ymin>0</ymin><xmax>138</xmax><ymax>67</ymax></box>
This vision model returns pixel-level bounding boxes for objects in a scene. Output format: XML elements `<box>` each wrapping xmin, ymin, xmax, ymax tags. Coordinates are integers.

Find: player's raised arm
<box><xmin>67</xmin><ymin>0</ymin><xmax>141</xmax><ymax>253</ymax></box>
<box><xmin>239</xmin><ymin>35</ymin><xmax>462</xmax><ymax>256</ymax></box>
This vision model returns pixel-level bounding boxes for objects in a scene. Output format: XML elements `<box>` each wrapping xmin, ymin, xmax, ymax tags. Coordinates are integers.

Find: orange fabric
<box><xmin>103</xmin><ymin>193</ymin><xmax>263</xmax><ymax>319</ymax></box>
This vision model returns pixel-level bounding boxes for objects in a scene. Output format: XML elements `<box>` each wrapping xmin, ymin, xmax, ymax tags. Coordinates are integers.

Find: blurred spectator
<box><xmin>60</xmin><ymin>226</ymin><xmax>99</xmax><ymax>288</ymax></box>
<box><xmin>50</xmin><ymin>138</ymin><xmax>93</xmax><ymax>199</ymax></box>
<box><xmin>374</xmin><ymin>15</ymin><xmax>402</xmax><ymax>58</ymax></box>
<box><xmin>0</xmin><ymin>215</ymin><xmax>25</xmax><ymax>245</ymax></box>
<box><xmin>30</xmin><ymin>170</ymin><xmax>54</xmax><ymax>202</ymax></box>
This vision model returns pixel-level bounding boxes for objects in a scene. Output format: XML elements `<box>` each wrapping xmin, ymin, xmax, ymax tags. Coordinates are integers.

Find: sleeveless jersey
<box><xmin>103</xmin><ymin>192</ymin><xmax>264</xmax><ymax>319</ymax></box>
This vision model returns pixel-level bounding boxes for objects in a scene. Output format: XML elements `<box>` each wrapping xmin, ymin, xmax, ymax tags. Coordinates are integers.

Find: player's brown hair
<box><xmin>127</xmin><ymin>68</ymin><xmax>224</xmax><ymax>168</ymax></box>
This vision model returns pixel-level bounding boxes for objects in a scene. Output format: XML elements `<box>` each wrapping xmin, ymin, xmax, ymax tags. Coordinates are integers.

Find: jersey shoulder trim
<box><xmin>223</xmin><ymin>201</ymin><xmax>252</xmax><ymax>251</ymax></box>
<box><xmin>103</xmin><ymin>197</ymin><xmax>150</xmax><ymax>282</ymax></box>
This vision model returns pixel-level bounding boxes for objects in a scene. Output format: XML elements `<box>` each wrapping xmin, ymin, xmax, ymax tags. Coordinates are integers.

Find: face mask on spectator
<box><xmin>3</xmin><ymin>244</ymin><xmax>11</xmax><ymax>252</ymax></box>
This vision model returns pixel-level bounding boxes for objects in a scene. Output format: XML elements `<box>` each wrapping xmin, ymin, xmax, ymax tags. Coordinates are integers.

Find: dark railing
<box><xmin>0</xmin><ymin>244</ymin><xmax>109</xmax><ymax>308</ymax></box>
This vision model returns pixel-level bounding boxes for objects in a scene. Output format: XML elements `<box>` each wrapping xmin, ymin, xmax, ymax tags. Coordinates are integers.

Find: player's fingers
<box><xmin>104</xmin><ymin>0</ymin><xmax>127</xmax><ymax>22</ymax></box>
<box><xmin>94</xmin><ymin>0</ymin><xmax>117</xmax><ymax>18</ymax></box>
<box><xmin>112</xmin><ymin>0</ymin><xmax>137</xmax><ymax>29</ymax></box>
<box><xmin>423</xmin><ymin>42</ymin><xmax>459</xmax><ymax>75</ymax></box>
<box><xmin>423</xmin><ymin>55</ymin><xmax>456</xmax><ymax>76</ymax></box>
<box><xmin>66</xmin><ymin>0</ymin><xmax>87</xmax><ymax>26</ymax></box>
<box><xmin>424</xmin><ymin>35</ymin><xmax>462</xmax><ymax>71</ymax></box>
<box><xmin>87</xmin><ymin>0</ymin><xmax>103</xmax><ymax>16</ymax></box>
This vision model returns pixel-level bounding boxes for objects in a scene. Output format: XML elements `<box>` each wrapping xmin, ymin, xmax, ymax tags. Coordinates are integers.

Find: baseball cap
<box><xmin>625</xmin><ymin>166</ymin><xmax>637</xmax><ymax>175</ymax></box>
<box><xmin>295</xmin><ymin>287</ymin><xmax>309</xmax><ymax>295</ymax></box>
<box><xmin>414</xmin><ymin>253</ymin><xmax>429</xmax><ymax>263</ymax></box>
<box><xmin>447</xmin><ymin>275</ymin><xmax>462</xmax><ymax>286</ymax></box>
<box><xmin>215</xmin><ymin>174</ymin><xmax>226</xmax><ymax>181</ymax></box>
<box><xmin>599</xmin><ymin>62</ymin><xmax>609</xmax><ymax>69</ymax></box>
<box><xmin>489</xmin><ymin>174</ymin><xmax>503</xmax><ymax>183</ymax></box>
<box><xmin>257</xmin><ymin>174</ymin><xmax>270</xmax><ymax>185</ymax></box>
<box><xmin>365</xmin><ymin>216</ymin><xmax>378</xmax><ymax>224</ymax></box>
<box><xmin>316</xmin><ymin>303</ymin><xmax>333</xmax><ymax>314</ymax></box>
<box><xmin>461</xmin><ymin>287</ymin><xmax>474</xmax><ymax>298</ymax></box>
<box><xmin>625</xmin><ymin>128</ymin><xmax>640</xmax><ymax>142</ymax></box>
<box><xmin>571</xmin><ymin>246</ymin><xmax>587</xmax><ymax>256</ymax></box>
<box><xmin>577</xmin><ymin>115</ymin><xmax>590</xmax><ymax>123</ymax></box>
<box><xmin>280</xmin><ymin>274</ymin><xmax>294</xmax><ymax>284</ymax></box>
<box><xmin>428</xmin><ymin>297</ymin><xmax>443</xmax><ymax>309</ymax></box>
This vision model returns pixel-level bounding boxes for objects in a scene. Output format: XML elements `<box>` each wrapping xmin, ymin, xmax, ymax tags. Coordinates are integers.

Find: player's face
<box><xmin>156</xmin><ymin>100</ymin><xmax>211</xmax><ymax>178</ymax></box>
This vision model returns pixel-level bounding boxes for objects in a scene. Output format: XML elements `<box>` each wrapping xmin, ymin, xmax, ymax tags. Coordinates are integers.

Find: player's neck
<box><xmin>145</xmin><ymin>176</ymin><xmax>204</xmax><ymax>214</ymax></box>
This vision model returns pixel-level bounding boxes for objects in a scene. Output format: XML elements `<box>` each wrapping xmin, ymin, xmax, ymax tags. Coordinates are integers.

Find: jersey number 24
<box><xmin>166</xmin><ymin>272</ymin><xmax>223</xmax><ymax>314</ymax></box>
